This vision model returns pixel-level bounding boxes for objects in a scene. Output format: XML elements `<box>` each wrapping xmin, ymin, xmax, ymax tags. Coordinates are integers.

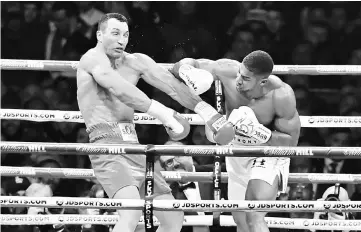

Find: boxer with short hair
<box><xmin>172</xmin><ymin>50</ymin><xmax>301</xmax><ymax>232</ymax></box>
<box><xmin>77</xmin><ymin>13</ymin><xmax>234</xmax><ymax>232</ymax></box>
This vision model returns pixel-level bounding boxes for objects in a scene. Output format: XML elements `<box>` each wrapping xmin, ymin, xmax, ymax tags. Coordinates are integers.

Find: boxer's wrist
<box><xmin>194</xmin><ymin>101</ymin><xmax>219</xmax><ymax>122</ymax></box>
<box><xmin>253</xmin><ymin>124</ymin><xmax>272</xmax><ymax>143</ymax></box>
<box><xmin>147</xmin><ymin>99</ymin><xmax>174</xmax><ymax>122</ymax></box>
<box><xmin>147</xmin><ymin>100</ymin><xmax>183</xmax><ymax>133</ymax></box>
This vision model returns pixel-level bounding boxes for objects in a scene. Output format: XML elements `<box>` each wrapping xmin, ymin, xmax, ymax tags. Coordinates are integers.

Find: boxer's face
<box><xmin>236</xmin><ymin>63</ymin><xmax>267</xmax><ymax>96</ymax></box>
<box><xmin>99</xmin><ymin>18</ymin><xmax>129</xmax><ymax>58</ymax></box>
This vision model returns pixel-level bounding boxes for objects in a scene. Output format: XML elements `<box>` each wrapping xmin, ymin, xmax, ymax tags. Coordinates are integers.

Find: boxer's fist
<box><xmin>172</xmin><ymin>61</ymin><xmax>213</xmax><ymax>95</ymax></box>
<box><xmin>194</xmin><ymin>101</ymin><xmax>235</xmax><ymax>145</ymax></box>
<box><xmin>147</xmin><ymin>100</ymin><xmax>190</xmax><ymax>141</ymax></box>
<box><xmin>164</xmin><ymin>112</ymin><xmax>190</xmax><ymax>141</ymax></box>
<box><xmin>228</xmin><ymin>106</ymin><xmax>272</xmax><ymax>144</ymax></box>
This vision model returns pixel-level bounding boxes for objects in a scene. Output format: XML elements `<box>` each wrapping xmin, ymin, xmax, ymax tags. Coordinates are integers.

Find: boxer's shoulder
<box><xmin>271</xmin><ymin>81</ymin><xmax>296</xmax><ymax>114</ymax></box>
<box><xmin>79</xmin><ymin>49</ymin><xmax>109</xmax><ymax>71</ymax></box>
<box><xmin>124</xmin><ymin>52</ymin><xmax>153</xmax><ymax>72</ymax></box>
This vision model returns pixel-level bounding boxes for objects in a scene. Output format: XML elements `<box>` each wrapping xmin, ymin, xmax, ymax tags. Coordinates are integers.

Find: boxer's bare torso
<box><xmin>196</xmin><ymin>58</ymin><xmax>300</xmax><ymax>146</ymax></box>
<box><xmin>77</xmin><ymin>49</ymin><xmax>142</xmax><ymax>128</ymax></box>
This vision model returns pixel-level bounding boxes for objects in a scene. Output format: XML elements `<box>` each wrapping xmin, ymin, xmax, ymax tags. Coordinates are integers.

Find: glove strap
<box><xmin>252</xmin><ymin>124</ymin><xmax>272</xmax><ymax>143</ymax></box>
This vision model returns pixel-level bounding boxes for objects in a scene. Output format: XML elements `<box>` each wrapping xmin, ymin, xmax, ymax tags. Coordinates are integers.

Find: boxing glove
<box><xmin>194</xmin><ymin>101</ymin><xmax>235</xmax><ymax>145</ymax></box>
<box><xmin>228</xmin><ymin>106</ymin><xmax>272</xmax><ymax>144</ymax></box>
<box><xmin>173</xmin><ymin>63</ymin><xmax>214</xmax><ymax>95</ymax></box>
<box><xmin>147</xmin><ymin>100</ymin><xmax>190</xmax><ymax>140</ymax></box>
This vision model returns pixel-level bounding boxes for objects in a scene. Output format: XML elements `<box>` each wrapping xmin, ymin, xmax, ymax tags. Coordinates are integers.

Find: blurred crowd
<box><xmin>1</xmin><ymin>1</ymin><xmax>361</xmax><ymax>232</ymax></box>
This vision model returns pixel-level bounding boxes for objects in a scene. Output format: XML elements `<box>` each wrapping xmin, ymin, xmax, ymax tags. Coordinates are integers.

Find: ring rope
<box><xmin>2</xmin><ymin>214</ymin><xmax>361</xmax><ymax>230</ymax></box>
<box><xmin>2</xmin><ymin>59</ymin><xmax>361</xmax><ymax>75</ymax></box>
<box><xmin>2</xmin><ymin>166</ymin><xmax>361</xmax><ymax>184</ymax></box>
<box><xmin>2</xmin><ymin>108</ymin><xmax>361</xmax><ymax>128</ymax></box>
<box><xmin>2</xmin><ymin>196</ymin><xmax>361</xmax><ymax>213</ymax></box>
<box><xmin>2</xmin><ymin>141</ymin><xmax>361</xmax><ymax>158</ymax></box>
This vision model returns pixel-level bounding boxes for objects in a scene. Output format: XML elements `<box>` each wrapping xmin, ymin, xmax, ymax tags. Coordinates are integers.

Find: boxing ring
<box><xmin>1</xmin><ymin>59</ymin><xmax>361</xmax><ymax>231</ymax></box>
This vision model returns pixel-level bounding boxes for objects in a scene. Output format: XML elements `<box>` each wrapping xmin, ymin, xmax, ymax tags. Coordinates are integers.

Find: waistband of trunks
<box><xmin>87</xmin><ymin>122</ymin><xmax>136</xmax><ymax>143</ymax></box>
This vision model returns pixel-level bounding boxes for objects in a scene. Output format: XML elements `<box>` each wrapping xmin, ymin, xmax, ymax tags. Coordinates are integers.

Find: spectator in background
<box><xmin>339</xmin><ymin>94</ymin><xmax>359</xmax><ymax>116</ymax></box>
<box><xmin>346</xmin><ymin>110</ymin><xmax>361</xmax><ymax>146</ymax></box>
<box><xmin>126</xmin><ymin>2</ymin><xmax>166</xmax><ymax>61</ymax></box>
<box><xmin>21</xmin><ymin>83</ymin><xmax>42</xmax><ymax>105</ymax></box>
<box><xmin>224</xmin><ymin>24</ymin><xmax>254</xmax><ymax>62</ymax></box>
<box><xmin>1</xmin><ymin>11</ymin><xmax>22</xmax><ymax>59</ymax></box>
<box><xmin>160</xmin><ymin>1</ymin><xmax>218</xmax><ymax>59</ymax></box>
<box><xmin>157</xmin><ymin>140</ymin><xmax>210</xmax><ymax>232</ymax></box>
<box><xmin>351</xmin><ymin>183</ymin><xmax>361</xmax><ymax>219</ymax></box>
<box><xmin>39</xmin><ymin>1</ymin><xmax>54</xmax><ymax>23</ymax></box>
<box><xmin>46</xmin><ymin>2</ymin><xmax>91</xmax><ymax>62</ymax></box>
<box><xmin>43</xmin><ymin>87</ymin><xmax>61</xmax><ymax>109</ymax></box>
<box><xmin>284</xmin><ymin>184</ymin><xmax>314</xmax><ymax>232</ymax></box>
<box><xmin>314</xmin><ymin>185</ymin><xmax>355</xmax><ymax>232</ymax></box>
<box><xmin>313</xmin><ymin>129</ymin><xmax>361</xmax><ymax>199</ymax></box>
<box><xmin>226</xmin><ymin>2</ymin><xmax>259</xmax><ymax>37</ymax></box>
<box><xmin>78</xmin><ymin>184</ymin><xmax>111</xmax><ymax>232</ymax></box>
<box><xmin>20</xmin><ymin>2</ymin><xmax>48</xmax><ymax>60</ymax></box>
<box><xmin>26</xmin><ymin>183</ymin><xmax>72</xmax><ymax>232</ymax></box>
<box><xmin>76</xmin><ymin>2</ymin><xmax>104</xmax><ymax>41</ymax></box>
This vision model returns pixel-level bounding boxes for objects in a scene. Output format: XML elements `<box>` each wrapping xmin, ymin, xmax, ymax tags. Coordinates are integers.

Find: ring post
<box><xmin>213</xmin><ymin>79</ymin><xmax>224</xmax><ymax>227</ymax></box>
<box><xmin>144</xmin><ymin>145</ymin><xmax>155</xmax><ymax>232</ymax></box>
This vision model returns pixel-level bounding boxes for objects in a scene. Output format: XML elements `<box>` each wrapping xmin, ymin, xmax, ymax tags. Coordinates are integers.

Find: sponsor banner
<box><xmin>2</xmin><ymin>112</ymin><xmax>55</xmax><ymax>120</ymax></box>
<box><xmin>248</xmin><ymin>203</ymin><xmax>315</xmax><ymax>210</ymax></box>
<box><xmin>62</xmin><ymin>169</ymin><xmax>95</xmax><ymax>178</ymax></box>
<box><xmin>0</xmin><ymin>199</ymin><xmax>48</xmax><ymax>206</ymax></box>
<box><xmin>307</xmin><ymin>174</ymin><xmax>356</xmax><ymax>183</ymax></box>
<box><xmin>303</xmin><ymin>219</ymin><xmax>361</xmax><ymax>228</ymax></box>
<box><xmin>184</xmin><ymin>146</ymin><xmax>233</xmax><ymax>156</ymax></box>
<box><xmin>0</xmin><ymin>167</ymin><xmax>36</xmax><ymax>176</ymax></box>
<box><xmin>263</xmin><ymin>147</ymin><xmax>314</xmax><ymax>157</ymax></box>
<box><xmin>173</xmin><ymin>202</ymin><xmax>239</xmax><ymax>210</ymax></box>
<box><xmin>3</xmin><ymin>109</ymin><xmax>361</xmax><ymax>128</ymax></box>
<box><xmin>0</xmin><ymin>196</ymin><xmax>127</xmax><ymax>209</ymax></box>
<box><xmin>1</xmin><ymin>59</ymin><xmax>44</xmax><ymax>69</ymax></box>
<box><xmin>343</xmin><ymin>148</ymin><xmax>361</xmax><ymax>157</ymax></box>
<box><xmin>304</xmin><ymin>116</ymin><xmax>361</xmax><ymax>127</ymax></box>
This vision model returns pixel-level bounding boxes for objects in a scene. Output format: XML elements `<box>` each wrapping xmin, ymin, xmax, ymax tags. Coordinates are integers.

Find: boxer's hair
<box><xmin>243</xmin><ymin>50</ymin><xmax>274</xmax><ymax>76</ymax></box>
<box><xmin>98</xmin><ymin>13</ymin><xmax>128</xmax><ymax>31</ymax></box>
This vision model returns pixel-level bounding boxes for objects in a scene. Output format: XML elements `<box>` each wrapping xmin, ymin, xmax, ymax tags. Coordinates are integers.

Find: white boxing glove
<box><xmin>178</xmin><ymin>64</ymin><xmax>213</xmax><ymax>95</ymax></box>
<box><xmin>228</xmin><ymin>106</ymin><xmax>272</xmax><ymax>144</ymax></box>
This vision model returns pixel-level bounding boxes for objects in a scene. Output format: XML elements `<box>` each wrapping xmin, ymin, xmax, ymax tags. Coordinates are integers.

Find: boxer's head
<box><xmin>97</xmin><ymin>13</ymin><xmax>129</xmax><ymax>58</ymax></box>
<box><xmin>236</xmin><ymin>50</ymin><xmax>274</xmax><ymax>98</ymax></box>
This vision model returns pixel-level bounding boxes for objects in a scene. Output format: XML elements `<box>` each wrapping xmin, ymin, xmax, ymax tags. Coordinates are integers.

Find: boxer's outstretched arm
<box><xmin>267</xmin><ymin>86</ymin><xmax>301</xmax><ymax>146</ymax></box>
<box><xmin>80</xmin><ymin>52</ymin><xmax>151</xmax><ymax>112</ymax></box>
<box><xmin>132</xmin><ymin>53</ymin><xmax>203</xmax><ymax>111</ymax></box>
<box><xmin>173</xmin><ymin>58</ymin><xmax>240</xmax><ymax>82</ymax></box>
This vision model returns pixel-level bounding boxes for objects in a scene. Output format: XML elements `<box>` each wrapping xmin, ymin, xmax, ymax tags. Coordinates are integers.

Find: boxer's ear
<box><xmin>96</xmin><ymin>30</ymin><xmax>102</xmax><ymax>43</ymax></box>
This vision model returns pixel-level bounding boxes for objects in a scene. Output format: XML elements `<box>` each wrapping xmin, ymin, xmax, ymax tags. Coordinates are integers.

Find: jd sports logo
<box><xmin>56</xmin><ymin>200</ymin><xmax>64</xmax><ymax>206</ymax></box>
<box><xmin>173</xmin><ymin>203</ymin><xmax>181</xmax><ymax>209</ymax></box>
<box><xmin>248</xmin><ymin>204</ymin><xmax>255</xmax><ymax>209</ymax></box>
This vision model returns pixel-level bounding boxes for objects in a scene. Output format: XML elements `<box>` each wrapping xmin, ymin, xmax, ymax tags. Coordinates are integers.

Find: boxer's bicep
<box><xmin>271</xmin><ymin>87</ymin><xmax>301</xmax><ymax>146</ymax></box>
<box><xmin>134</xmin><ymin>53</ymin><xmax>202</xmax><ymax>110</ymax></box>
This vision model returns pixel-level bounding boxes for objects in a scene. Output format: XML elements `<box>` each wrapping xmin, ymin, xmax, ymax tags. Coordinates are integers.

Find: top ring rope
<box><xmin>1</xmin><ymin>59</ymin><xmax>361</xmax><ymax>75</ymax></box>
<box><xmin>2</xmin><ymin>141</ymin><xmax>361</xmax><ymax>158</ymax></box>
<box><xmin>2</xmin><ymin>109</ymin><xmax>361</xmax><ymax>128</ymax></box>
